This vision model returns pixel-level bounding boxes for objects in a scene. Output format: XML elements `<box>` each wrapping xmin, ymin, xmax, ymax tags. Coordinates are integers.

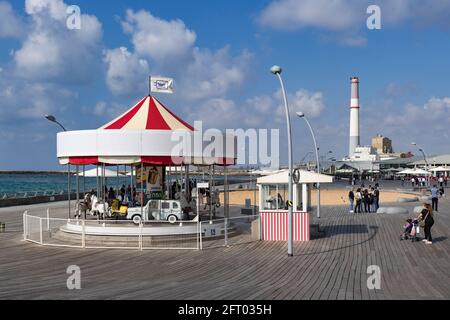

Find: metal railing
<box><xmin>23</xmin><ymin>211</ymin><xmax>261</xmax><ymax>251</ymax></box>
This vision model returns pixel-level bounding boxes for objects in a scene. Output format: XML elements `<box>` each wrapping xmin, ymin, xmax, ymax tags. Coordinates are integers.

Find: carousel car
<box><xmin>127</xmin><ymin>199</ymin><xmax>183</xmax><ymax>224</ymax></box>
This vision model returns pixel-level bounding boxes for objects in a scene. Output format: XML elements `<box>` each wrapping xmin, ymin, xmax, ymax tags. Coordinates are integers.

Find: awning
<box><xmin>257</xmin><ymin>169</ymin><xmax>334</xmax><ymax>184</ymax></box>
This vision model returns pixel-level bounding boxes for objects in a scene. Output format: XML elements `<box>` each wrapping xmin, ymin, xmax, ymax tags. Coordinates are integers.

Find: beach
<box><xmin>219</xmin><ymin>188</ymin><xmax>418</xmax><ymax>207</ymax></box>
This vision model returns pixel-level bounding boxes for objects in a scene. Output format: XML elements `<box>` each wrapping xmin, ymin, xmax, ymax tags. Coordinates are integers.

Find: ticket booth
<box><xmin>257</xmin><ymin>170</ymin><xmax>333</xmax><ymax>241</ymax></box>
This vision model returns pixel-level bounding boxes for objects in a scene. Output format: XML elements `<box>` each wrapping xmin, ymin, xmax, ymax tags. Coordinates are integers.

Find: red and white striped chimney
<box><xmin>349</xmin><ymin>77</ymin><xmax>360</xmax><ymax>156</ymax></box>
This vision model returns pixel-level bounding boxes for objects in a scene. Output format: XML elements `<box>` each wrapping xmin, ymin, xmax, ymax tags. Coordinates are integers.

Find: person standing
<box><xmin>373</xmin><ymin>187</ymin><xmax>380</xmax><ymax>212</ymax></box>
<box><xmin>430</xmin><ymin>184</ymin><xmax>439</xmax><ymax>212</ymax></box>
<box><xmin>420</xmin><ymin>203</ymin><xmax>434</xmax><ymax>245</ymax></box>
<box><xmin>438</xmin><ymin>176</ymin><xmax>444</xmax><ymax>187</ymax></box>
<box><xmin>363</xmin><ymin>189</ymin><xmax>370</xmax><ymax>213</ymax></box>
<box><xmin>355</xmin><ymin>188</ymin><xmax>362</xmax><ymax>213</ymax></box>
<box><xmin>348</xmin><ymin>189</ymin><xmax>355</xmax><ymax>213</ymax></box>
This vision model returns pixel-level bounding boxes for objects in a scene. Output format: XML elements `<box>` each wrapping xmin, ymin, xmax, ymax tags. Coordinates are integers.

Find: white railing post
<box><xmin>46</xmin><ymin>208</ymin><xmax>50</xmax><ymax>231</ymax></box>
<box><xmin>224</xmin><ymin>217</ymin><xmax>228</xmax><ymax>247</ymax></box>
<box><xmin>199</xmin><ymin>221</ymin><xmax>203</xmax><ymax>250</ymax></box>
<box><xmin>39</xmin><ymin>217</ymin><xmax>43</xmax><ymax>245</ymax></box>
<box><xmin>259</xmin><ymin>214</ymin><xmax>262</xmax><ymax>241</ymax></box>
<box><xmin>23</xmin><ymin>211</ymin><xmax>27</xmax><ymax>241</ymax></box>
<box><xmin>82</xmin><ymin>219</ymin><xmax>86</xmax><ymax>248</ymax></box>
<box><xmin>139</xmin><ymin>222</ymin><xmax>143</xmax><ymax>251</ymax></box>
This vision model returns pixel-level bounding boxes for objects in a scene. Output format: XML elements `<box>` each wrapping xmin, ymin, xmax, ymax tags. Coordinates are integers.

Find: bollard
<box><xmin>0</xmin><ymin>222</ymin><xmax>5</xmax><ymax>233</ymax></box>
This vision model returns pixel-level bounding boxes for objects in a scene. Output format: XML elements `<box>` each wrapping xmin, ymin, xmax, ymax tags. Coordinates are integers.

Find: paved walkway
<box><xmin>0</xmin><ymin>197</ymin><xmax>449</xmax><ymax>300</ymax></box>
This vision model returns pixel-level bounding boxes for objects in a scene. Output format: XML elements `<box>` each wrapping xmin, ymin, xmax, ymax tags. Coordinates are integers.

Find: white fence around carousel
<box><xmin>22</xmin><ymin>211</ymin><xmax>261</xmax><ymax>251</ymax></box>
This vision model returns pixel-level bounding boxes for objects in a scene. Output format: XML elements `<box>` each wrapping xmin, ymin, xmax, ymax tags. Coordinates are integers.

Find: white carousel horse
<box><xmin>90</xmin><ymin>194</ymin><xmax>110</xmax><ymax>219</ymax></box>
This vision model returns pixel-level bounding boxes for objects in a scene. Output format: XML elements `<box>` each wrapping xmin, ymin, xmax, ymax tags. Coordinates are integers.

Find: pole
<box><xmin>76</xmin><ymin>164</ymin><xmax>79</xmax><ymax>217</ymax></box>
<box><xmin>141</xmin><ymin>162</ymin><xmax>144</xmax><ymax>219</ymax></box>
<box><xmin>68</xmin><ymin>164</ymin><xmax>71</xmax><ymax>219</ymax></box>
<box><xmin>302</xmin><ymin>117</ymin><xmax>321</xmax><ymax>219</ymax></box>
<box><xmin>224</xmin><ymin>165</ymin><xmax>229</xmax><ymax>219</ymax></box>
<box><xmin>275</xmin><ymin>72</ymin><xmax>294</xmax><ymax>257</ymax></box>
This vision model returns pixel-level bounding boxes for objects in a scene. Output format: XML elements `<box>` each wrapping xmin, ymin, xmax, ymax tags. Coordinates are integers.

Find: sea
<box><xmin>0</xmin><ymin>172</ymin><xmax>253</xmax><ymax>197</ymax></box>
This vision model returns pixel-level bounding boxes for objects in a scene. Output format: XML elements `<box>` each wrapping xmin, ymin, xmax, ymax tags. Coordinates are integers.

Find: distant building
<box><xmin>350</xmin><ymin>146</ymin><xmax>378</xmax><ymax>162</ymax></box>
<box><xmin>372</xmin><ymin>134</ymin><xmax>393</xmax><ymax>154</ymax></box>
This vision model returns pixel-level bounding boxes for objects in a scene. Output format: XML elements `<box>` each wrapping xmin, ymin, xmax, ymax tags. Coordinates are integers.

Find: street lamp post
<box><xmin>271</xmin><ymin>65</ymin><xmax>294</xmax><ymax>257</ymax></box>
<box><xmin>45</xmin><ymin>115</ymin><xmax>69</xmax><ymax>217</ymax></box>
<box><xmin>297</xmin><ymin>112</ymin><xmax>321</xmax><ymax>219</ymax></box>
<box><xmin>411</xmin><ymin>142</ymin><xmax>429</xmax><ymax>186</ymax></box>
<box><xmin>44</xmin><ymin>115</ymin><xmax>67</xmax><ymax>132</ymax></box>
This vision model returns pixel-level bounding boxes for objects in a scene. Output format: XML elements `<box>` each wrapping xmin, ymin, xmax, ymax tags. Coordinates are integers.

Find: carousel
<box><xmin>56</xmin><ymin>94</ymin><xmax>236</xmax><ymax>239</ymax></box>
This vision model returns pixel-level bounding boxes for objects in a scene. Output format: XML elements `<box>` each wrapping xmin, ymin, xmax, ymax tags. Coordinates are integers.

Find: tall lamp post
<box><xmin>44</xmin><ymin>115</ymin><xmax>67</xmax><ymax>132</ymax></box>
<box><xmin>271</xmin><ymin>65</ymin><xmax>294</xmax><ymax>257</ymax></box>
<box><xmin>411</xmin><ymin>142</ymin><xmax>429</xmax><ymax>186</ymax></box>
<box><xmin>45</xmin><ymin>114</ymin><xmax>70</xmax><ymax>217</ymax></box>
<box><xmin>296</xmin><ymin>112</ymin><xmax>321</xmax><ymax>219</ymax></box>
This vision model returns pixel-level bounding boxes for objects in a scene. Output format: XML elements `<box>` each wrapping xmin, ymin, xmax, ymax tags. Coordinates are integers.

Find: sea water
<box><xmin>0</xmin><ymin>173</ymin><xmax>251</xmax><ymax>197</ymax></box>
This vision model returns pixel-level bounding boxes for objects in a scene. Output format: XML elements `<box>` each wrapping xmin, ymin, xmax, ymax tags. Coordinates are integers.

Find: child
<box><xmin>400</xmin><ymin>218</ymin><xmax>419</xmax><ymax>241</ymax></box>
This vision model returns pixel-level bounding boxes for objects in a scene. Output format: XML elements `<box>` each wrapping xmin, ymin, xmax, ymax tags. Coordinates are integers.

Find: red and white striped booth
<box><xmin>257</xmin><ymin>169</ymin><xmax>333</xmax><ymax>242</ymax></box>
<box><xmin>261</xmin><ymin>211</ymin><xmax>309</xmax><ymax>241</ymax></box>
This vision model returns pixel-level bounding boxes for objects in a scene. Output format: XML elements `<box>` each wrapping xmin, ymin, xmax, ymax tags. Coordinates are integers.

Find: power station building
<box><xmin>372</xmin><ymin>134</ymin><xmax>393</xmax><ymax>154</ymax></box>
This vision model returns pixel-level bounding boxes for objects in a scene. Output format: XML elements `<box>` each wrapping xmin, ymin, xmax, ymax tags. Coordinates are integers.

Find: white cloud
<box><xmin>179</xmin><ymin>47</ymin><xmax>251</xmax><ymax>101</ymax></box>
<box><xmin>0</xmin><ymin>1</ymin><xmax>25</xmax><ymax>38</ymax></box>
<box><xmin>257</xmin><ymin>0</ymin><xmax>450</xmax><ymax>46</ymax></box>
<box><xmin>258</xmin><ymin>0</ymin><xmax>363</xmax><ymax>31</ymax></box>
<box><xmin>275</xmin><ymin>89</ymin><xmax>325</xmax><ymax>122</ymax></box>
<box><xmin>14</xmin><ymin>0</ymin><xmax>103</xmax><ymax>83</ymax></box>
<box><xmin>121</xmin><ymin>9</ymin><xmax>196</xmax><ymax>62</ymax></box>
<box><xmin>187</xmin><ymin>88</ymin><xmax>326</xmax><ymax>129</ymax></box>
<box><xmin>103</xmin><ymin>47</ymin><xmax>150</xmax><ymax>96</ymax></box>
<box><xmin>195</xmin><ymin>98</ymin><xmax>241</xmax><ymax>128</ymax></box>
<box><xmin>0</xmin><ymin>78</ymin><xmax>76</xmax><ymax>121</ymax></box>
<box><xmin>106</xmin><ymin>9</ymin><xmax>252</xmax><ymax>102</ymax></box>
<box><xmin>424</xmin><ymin>97</ymin><xmax>450</xmax><ymax>118</ymax></box>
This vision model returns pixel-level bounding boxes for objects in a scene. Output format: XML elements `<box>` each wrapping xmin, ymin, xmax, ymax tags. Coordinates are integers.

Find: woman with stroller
<box><xmin>419</xmin><ymin>203</ymin><xmax>435</xmax><ymax>245</ymax></box>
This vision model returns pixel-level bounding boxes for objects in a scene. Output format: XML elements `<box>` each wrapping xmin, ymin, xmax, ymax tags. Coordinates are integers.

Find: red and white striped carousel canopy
<box><xmin>99</xmin><ymin>95</ymin><xmax>194</xmax><ymax>131</ymax></box>
<box><xmin>57</xmin><ymin>95</ymin><xmax>235</xmax><ymax>166</ymax></box>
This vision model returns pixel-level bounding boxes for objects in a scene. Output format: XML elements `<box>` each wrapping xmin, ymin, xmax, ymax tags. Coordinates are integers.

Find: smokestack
<box><xmin>349</xmin><ymin>77</ymin><xmax>360</xmax><ymax>157</ymax></box>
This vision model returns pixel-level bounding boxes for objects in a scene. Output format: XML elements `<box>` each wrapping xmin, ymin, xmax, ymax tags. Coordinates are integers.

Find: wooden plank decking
<box><xmin>0</xmin><ymin>197</ymin><xmax>449</xmax><ymax>300</ymax></box>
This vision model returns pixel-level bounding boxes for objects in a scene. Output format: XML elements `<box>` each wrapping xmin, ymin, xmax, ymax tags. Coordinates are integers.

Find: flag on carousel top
<box><xmin>150</xmin><ymin>76</ymin><xmax>174</xmax><ymax>94</ymax></box>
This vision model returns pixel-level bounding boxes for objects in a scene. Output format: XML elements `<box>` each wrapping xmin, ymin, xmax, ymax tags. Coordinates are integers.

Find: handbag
<box><xmin>419</xmin><ymin>212</ymin><xmax>429</xmax><ymax>228</ymax></box>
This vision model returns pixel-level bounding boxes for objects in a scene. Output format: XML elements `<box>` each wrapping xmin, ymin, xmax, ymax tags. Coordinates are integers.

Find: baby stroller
<box><xmin>400</xmin><ymin>218</ymin><xmax>419</xmax><ymax>241</ymax></box>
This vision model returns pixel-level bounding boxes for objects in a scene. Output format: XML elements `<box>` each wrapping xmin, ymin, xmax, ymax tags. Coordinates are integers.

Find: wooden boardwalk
<box><xmin>0</xmin><ymin>197</ymin><xmax>449</xmax><ymax>300</ymax></box>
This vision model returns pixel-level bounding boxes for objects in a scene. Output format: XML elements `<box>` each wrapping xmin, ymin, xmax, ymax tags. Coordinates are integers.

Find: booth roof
<box><xmin>257</xmin><ymin>169</ymin><xmax>334</xmax><ymax>184</ymax></box>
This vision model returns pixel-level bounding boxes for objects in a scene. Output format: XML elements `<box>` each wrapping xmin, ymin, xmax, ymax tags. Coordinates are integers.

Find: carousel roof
<box><xmin>99</xmin><ymin>95</ymin><xmax>194</xmax><ymax>131</ymax></box>
<box><xmin>57</xmin><ymin>95</ymin><xmax>235</xmax><ymax>166</ymax></box>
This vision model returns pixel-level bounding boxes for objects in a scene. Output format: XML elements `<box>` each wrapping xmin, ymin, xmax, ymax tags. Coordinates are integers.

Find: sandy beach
<box><xmin>219</xmin><ymin>188</ymin><xmax>418</xmax><ymax>207</ymax></box>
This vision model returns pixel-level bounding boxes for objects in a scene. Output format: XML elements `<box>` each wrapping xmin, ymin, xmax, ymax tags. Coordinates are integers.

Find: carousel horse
<box><xmin>90</xmin><ymin>194</ymin><xmax>111</xmax><ymax>220</ymax></box>
<box><xmin>74</xmin><ymin>193</ymin><xmax>92</xmax><ymax>219</ymax></box>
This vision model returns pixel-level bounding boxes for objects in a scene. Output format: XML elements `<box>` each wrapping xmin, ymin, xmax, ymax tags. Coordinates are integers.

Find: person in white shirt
<box><xmin>439</xmin><ymin>176</ymin><xmax>444</xmax><ymax>187</ymax></box>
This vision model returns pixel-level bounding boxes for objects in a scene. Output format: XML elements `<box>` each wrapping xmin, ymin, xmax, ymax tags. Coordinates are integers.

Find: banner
<box><xmin>150</xmin><ymin>77</ymin><xmax>174</xmax><ymax>94</ymax></box>
<box><xmin>137</xmin><ymin>166</ymin><xmax>164</xmax><ymax>199</ymax></box>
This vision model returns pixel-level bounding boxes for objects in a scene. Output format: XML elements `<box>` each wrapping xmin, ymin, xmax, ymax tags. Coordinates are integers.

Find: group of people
<box><xmin>348</xmin><ymin>185</ymin><xmax>380</xmax><ymax>213</ymax></box>
<box><xmin>106</xmin><ymin>185</ymin><xmax>136</xmax><ymax>205</ymax></box>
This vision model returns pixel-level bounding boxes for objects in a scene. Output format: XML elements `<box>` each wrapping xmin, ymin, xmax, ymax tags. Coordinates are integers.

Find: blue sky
<box><xmin>1</xmin><ymin>0</ymin><xmax>450</xmax><ymax>170</ymax></box>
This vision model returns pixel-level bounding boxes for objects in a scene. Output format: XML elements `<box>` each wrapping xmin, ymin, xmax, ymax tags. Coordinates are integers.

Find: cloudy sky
<box><xmin>0</xmin><ymin>0</ymin><xmax>450</xmax><ymax>170</ymax></box>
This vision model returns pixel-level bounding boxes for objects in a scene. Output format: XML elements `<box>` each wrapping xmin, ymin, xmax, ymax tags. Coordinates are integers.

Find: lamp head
<box><xmin>270</xmin><ymin>65</ymin><xmax>282</xmax><ymax>75</ymax></box>
<box><xmin>411</xmin><ymin>142</ymin><xmax>417</xmax><ymax>146</ymax></box>
<box><xmin>45</xmin><ymin>115</ymin><xmax>56</xmax><ymax>122</ymax></box>
<box><xmin>296</xmin><ymin>112</ymin><xmax>305</xmax><ymax>118</ymax></box>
